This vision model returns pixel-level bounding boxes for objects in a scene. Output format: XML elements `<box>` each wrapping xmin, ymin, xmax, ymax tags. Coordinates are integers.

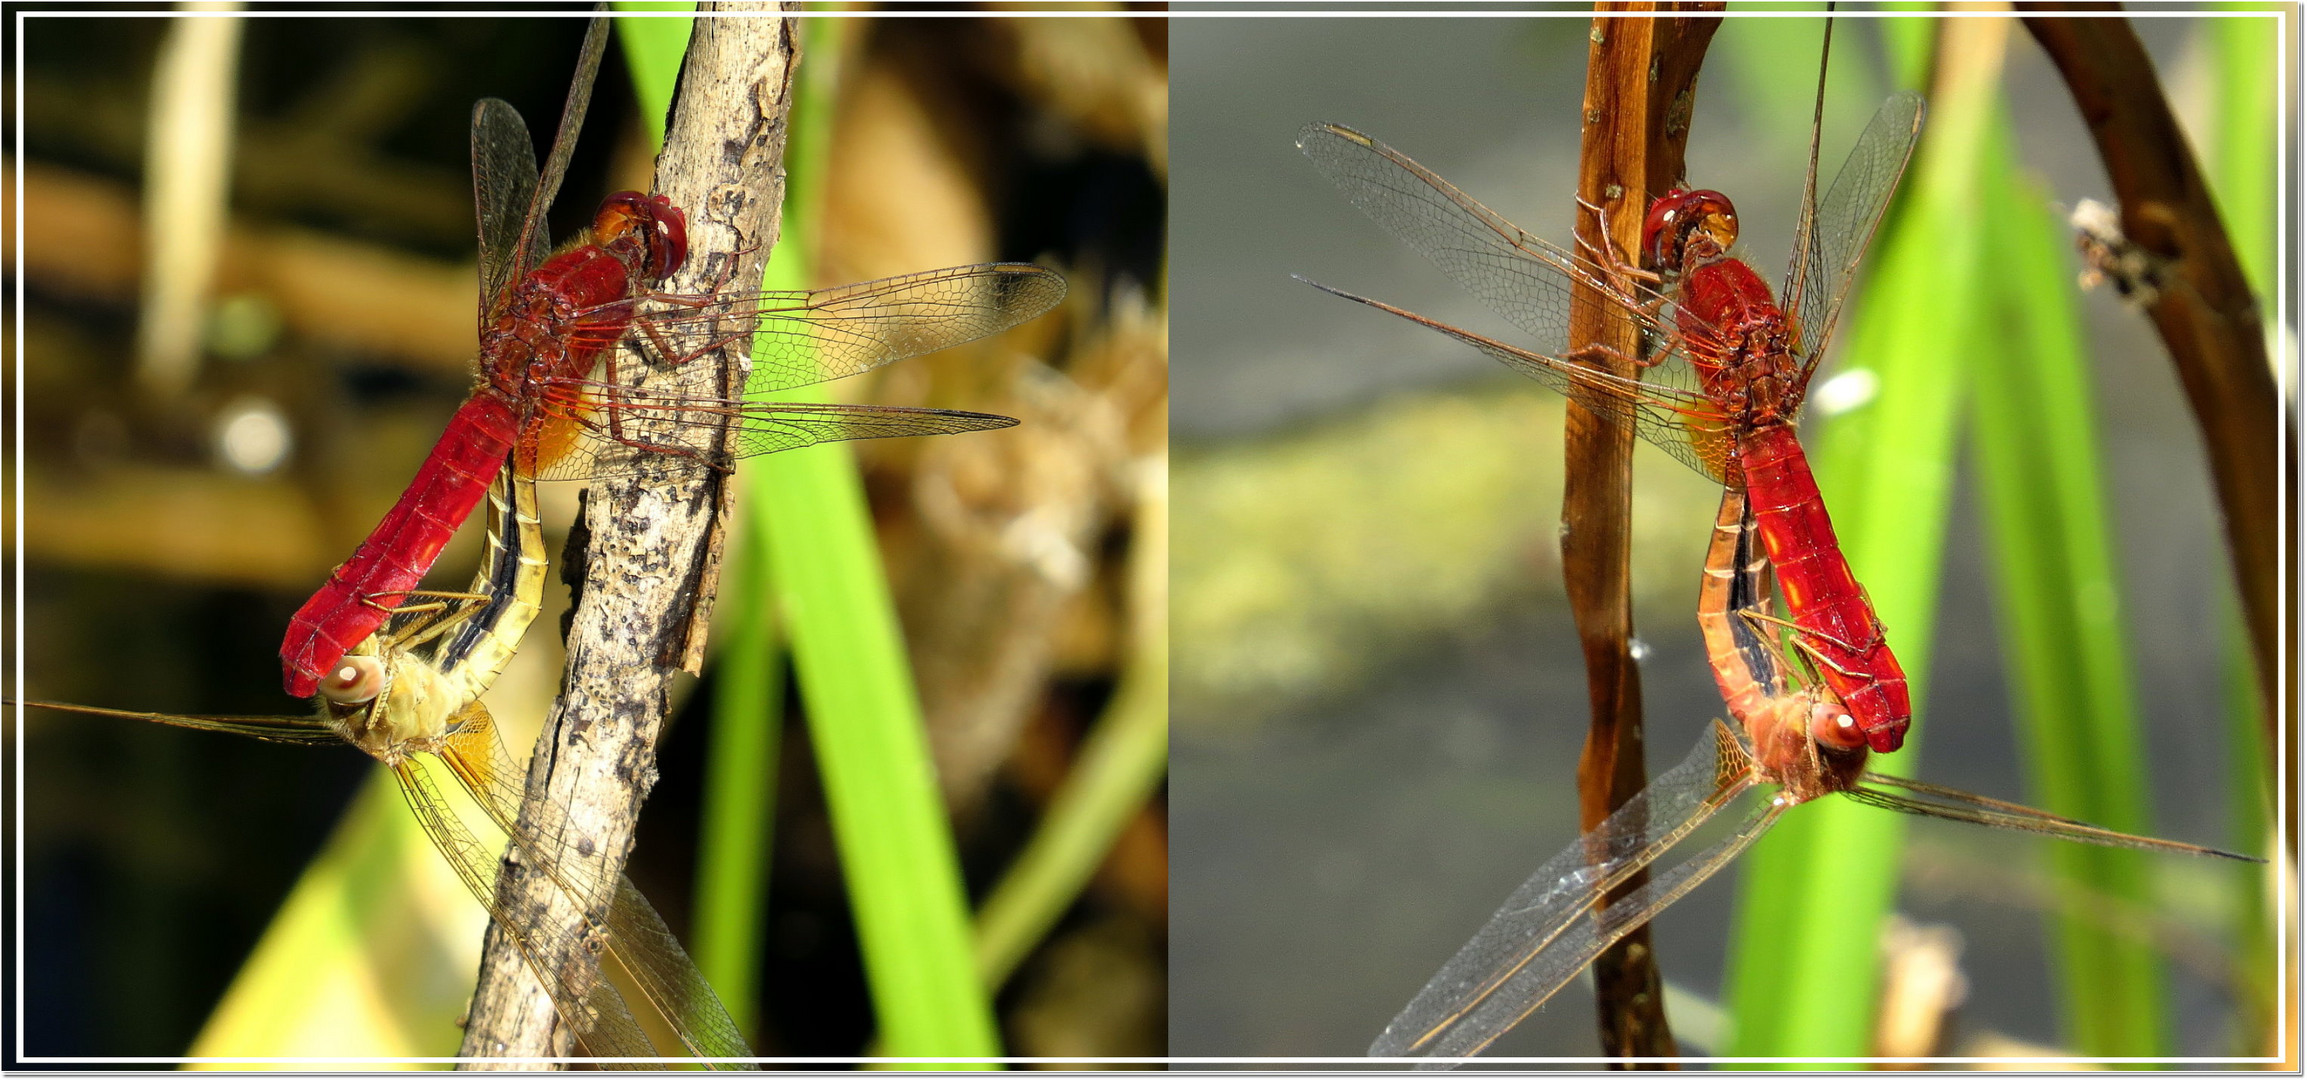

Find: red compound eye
<box><xmin>1641</xmin><ymin>188</ymin><xmax>1739</xmax><ymax>270</ymax></box>
<box><xmin>592</xmin><ymin>191</ymin><xmax>690</xmax><ymax>281</ymax></box>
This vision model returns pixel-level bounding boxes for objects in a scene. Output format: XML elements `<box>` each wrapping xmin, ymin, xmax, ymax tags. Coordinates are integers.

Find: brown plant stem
<box><xmin>1566</xmin><ymin>2</ymin><xmax>1719</xmax><ymax>1066</ymax></box>
<box><xmin>2020</xmin><ymin>11</ymin><xmax>2286</xmax><ymax>776</ymax></box>
<box><xmin>459</xmin><ymin>8</ymin><xmax>796</xmax><ymax>1066</ymax></box>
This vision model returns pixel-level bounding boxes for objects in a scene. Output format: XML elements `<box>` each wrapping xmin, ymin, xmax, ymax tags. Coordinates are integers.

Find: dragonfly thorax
<box><xmin>1676</xmin><ymin>258</ymin><xmax>1805</xmax><ymax>426</ymax></box>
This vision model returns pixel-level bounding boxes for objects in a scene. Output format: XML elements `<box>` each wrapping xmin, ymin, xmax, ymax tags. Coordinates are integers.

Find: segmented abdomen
<box><xmin>279</xmin><ymin>393</ymin><xmax>520</xmax><ymax>697</ymax></box>
<box><xmin>1739</xmin><ymin>423</ymin><xmax>1911</xmax><ymax>753</ymax></box>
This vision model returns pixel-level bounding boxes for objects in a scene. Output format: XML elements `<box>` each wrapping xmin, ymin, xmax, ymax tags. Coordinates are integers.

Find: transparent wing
<box><xmin>390</xmin><ymin>754</ymin><xmax>662</xmax><ymax>1062</ymax></box>
<box><xmin>437</xmin><ymin>711</ymin><xmax>757</xmax><ymax>1062</ymax></box>
<box><xmin>1297</xmin><ymin>277</ymin><xmax>1736</xmax><ymax>483</ymax></box>
<box><xmin>471</xmin><ymin>98</ymin><xmax>541</xmax><ymax>319</ymax></box>
<box><xmin>1783</xmin><ymin>92</ymin><xmax>1926</xmax><ymax>376</ymax></box>
<box><xmin>1296</xmin><ymin>122</ymin><xmax>1735</xmax><ymax>484</ymax></box>
<box><xmin>529</xmin><ymin>399</ymin><xmax>1019</xmax><ymax>481</ymax></box>
<box><xmin>13</xmin><ymin>699</ymin><xmax>346</xmax><ymax>746</ymax></box>
<box><xmin>637</xmin><ymin>263</ymin><xmax>1070</xmax><ymax>396</ymax></box>
<box><xmin>511</xmin><ymin>263</ymin><xmax>1059</xmax><ymax>478</ymax></box>
<box><xmin>1842</xmin><ymin>776</ymin><xmax>2260</xmax><ymax>863</ymax></box>
<box><xmin>1298</xmin><ymin>120</ymin><xmax>1628</xmax><ymax>348</ymax></box>
<box><xmin>1371</xmin><ymin>724</ymin><xmax>1766</xmax><ymax>1060</ymax></box>
<box><xmin>518</xmin><ymin>12</ymin><xmax>611</xmax><ymax>279</ymax></box>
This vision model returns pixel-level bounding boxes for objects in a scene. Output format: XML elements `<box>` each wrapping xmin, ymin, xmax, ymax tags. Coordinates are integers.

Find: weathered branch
<box><xmin>459</xmin><ymin>7</ymin><xmax>796</xmax><ymax>1067</ymax></box>
<box><xmin>2020</xmin><ymin>11</ymin><xmax>2285</xmax><ymax>760</ymax></box>
<box><xmin>1566</xmin><ymin>2</ymin><xmax>1719</xmax><ymax>1065</ymax></box>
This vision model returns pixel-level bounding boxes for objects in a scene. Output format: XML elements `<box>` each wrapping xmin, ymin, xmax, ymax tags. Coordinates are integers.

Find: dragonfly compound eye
<box><xmin>1642</xmin><ymin>189</ymin><xmax>1740</xmax><ymax>270</ymax></box>
<box><xmin>1807</xmin><ymin>700</ymin><xmax>1869</xmax><ymax>754</ymax></box>
<box><xmin>318</xmin><ymin>654</ymin><xmax>386</xmax><ymax>705</ymax></box>
<box><xmin>593</xmin><ymin>191</ymin><xmax>690</xmax><ymax>282</ymax></box>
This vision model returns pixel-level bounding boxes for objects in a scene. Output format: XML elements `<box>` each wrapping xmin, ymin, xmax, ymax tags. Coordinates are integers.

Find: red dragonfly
<box><xmin>1296</xmin><ymin>89</ymin><xmax>1924</xmax><ymax>754</ymax></box>
<box><xmin>25</xmin><ymin>459</ymin><xmax>755</xmax><ymax>1064</ymax></box>
<box><xmin>280</xmin><ymin>17</ymin><xmax>1066</xmax><ymax>697</ymax></box>
<box><xmin>1367</xmin><ymin>488</ymin><xmax>2258</xmax><ymax>1061</ymax></box>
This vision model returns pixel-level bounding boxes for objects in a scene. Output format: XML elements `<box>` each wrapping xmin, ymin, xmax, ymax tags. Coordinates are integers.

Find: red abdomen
<box><xmin>1740</xmin><ymin>423</ymin><xmax>1911</xmax><ymax>752</ymax></box>
<box><xmin>279</xmin><ymin>393</ymin><xmax>519</xmax><ymax>696</ymax></box>
<box><xmin>278</xmin><ymin>246</ymin><xmax>640</xmax><ymax>698</ymax></box>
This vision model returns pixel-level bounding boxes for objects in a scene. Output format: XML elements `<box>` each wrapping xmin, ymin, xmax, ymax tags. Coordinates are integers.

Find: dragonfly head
<box><xmin>315</xmin><ymin>644</ymin><xmax>461</xmax><ymax>766</ymax></box>
<box><xmin>1806</xmin><ymin>697</ymin><xmax>1869</xmax><ymax>755</ymax></box>
<box><xmin>593</xmin><ymin>191</ymin><xmax>689</xmax><ymax>282</ymax></box>
<box><xmin>1642</xmin><ymin>188</ymin><xmax>1739</xmax><ymax>272</ymax></box>
<box><xmin>316</xmin><ymin>653</ymin><xmax>385</xmax><ymax>706</ymax></box>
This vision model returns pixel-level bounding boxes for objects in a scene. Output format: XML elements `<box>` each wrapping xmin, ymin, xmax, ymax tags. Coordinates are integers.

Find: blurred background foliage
<box><xmin>13</xmin><ymin>8</ymin><xmax>1166</xmax><ymax>1065</ymax></box>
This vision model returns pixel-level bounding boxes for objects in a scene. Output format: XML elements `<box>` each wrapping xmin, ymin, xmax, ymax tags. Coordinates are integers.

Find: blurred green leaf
<box><xmin>1720</xmin><ymin>16</ymin><xmax>1971</xmax><ymax>1063</ymax></box>
<box><xmin>726</xmin><ymin>20</ymin><xmax>1004</xmax><ymax>1068</ymax></box>
<box><xmin>1973</xmin><ymin>163</ymin><xmax>2169</xmax><ymax>1059</ymax></box>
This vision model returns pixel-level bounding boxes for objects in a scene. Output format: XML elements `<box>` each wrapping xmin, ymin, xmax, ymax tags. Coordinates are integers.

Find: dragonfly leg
<box><xmin>629</xmin><ymin>313</ymin><xmax>755</xmax><ymax>370</ymax></box>
<box><xmin>1741</xmin><ymin>604</ymin><xmax>1887</xmax><ymax>670</ymax></box>
<box><xmin>567</xmin><ymin>394</ymin><xmax>742</xmax><ymax>475</ymax></box>
<box><xmin>1731</xmin><ymin>606</ymin><xmax>1823</xmax><ymax>690</ymax></box>
<box><xmin>382</xmin><ymin>591</ymin><xmax>494</xmax><ymax>652</ymax></box>
<box><xmin>363</xmin><ymin>587</ymin><xmax>486</xmax><ymax>621</ymax></box>
<box><xmin>1574</xmin><ymin>196</ymin><xmax>1661</xmax><ymax>279</ymax></box>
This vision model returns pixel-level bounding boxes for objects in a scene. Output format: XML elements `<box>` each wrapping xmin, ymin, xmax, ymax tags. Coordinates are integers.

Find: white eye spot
<box><xmin>318</xmin><ymin>655</ymin><xmax>384</xmax><ymax>705</ymax></box>
<box><xmin>213</xmin><ymin>396</ymin><xmax>292</xmax><ymax>475</ymax></box>
<box><xmin>1836</xmin><ymin>713</ymin><xmax>1855</xmax><ymax>730</ymax></box>
<box><xmin>1812</xmin><ymin>369</ymin><xmax>1880</xmax><ymax>419</ymax></box>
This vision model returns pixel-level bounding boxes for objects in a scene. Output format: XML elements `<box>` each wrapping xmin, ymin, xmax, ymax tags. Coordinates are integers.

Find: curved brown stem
<box><xmin>2020</xmin><ymin>11</ymin><xmax>2286</xmax><ymax>771</ymax></box>
<box><xmin>1566</xmin><ymin>2</ymin><xmax>1720</xmax><ymax>1066</ymax></box>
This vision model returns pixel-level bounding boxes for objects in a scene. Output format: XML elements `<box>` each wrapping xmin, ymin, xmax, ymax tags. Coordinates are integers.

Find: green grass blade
<box><xmin>2201</xmin><ymin>8</ymin><xmax>2280</xmax><ymax>1052</ymax></box>
<box><xmin>972</xmin><ymin>461</ymin><xmax>1169</xmax><ymax>990</ymax></box>
<box><xmin>693</xmin><ymin>502</ymin><xmax>782</xmax><ymax>1043</ymax></box>
<box><xmin>2206</xmin><ymin>6</ymin><xmax>2278</xmax><ymax>300</ymax></box>
<box><xmin>612</xmin><ymin>3</ymin><xmax>694</xmax><ymax>146</ymax></box>
<box><xmin>1718</xmin><ymin>18</ymin><xmax>1973</xmax><ymax>1064</ymax></box>
<box><xmin>1973</xmin><ymin>162</ymin><xmax>2170</xmax><ymax>1058</ymax></box>
<box><xmin>754</xmin><ymin>448</ymin><xmax>1003</xmax><ymax>1067</ymax></box>
<box><xmin>737</xmin><ymin>21</ymin><xmax>1001</xmax><ymax>1067</ymax></box>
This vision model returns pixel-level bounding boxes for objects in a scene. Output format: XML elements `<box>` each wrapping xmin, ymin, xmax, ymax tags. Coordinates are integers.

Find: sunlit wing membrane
<box><xmin>1372</xmin><ymin>724</ymin><xmax>1764</xmax><ymax>1059</ymax></box>
<box><xmin>1295</xmin><ymin>121</ymin><xmax>1705</xmax><ymax>350</ymax></box>
<box><xmin>526</xmin><ymin>398</ymin><xmax>1020</xmax><ymax>481</ymax></box>
<box><xmin>439</xmin><ymin>707</ymin><xmax>756</xmax><ymax>1062</ymax></box>
<box><xmin>638</xmin><ymin>263</ymin><xmax>1070</xmax><ymax>396</ymax></box>
<box><xmin>389</xmin><ymin>754</ymin><xmax>663</xmax><ymax>1062</ymax></box>
<box><xmin>1783</xmin><ymin>92</ymin><xmax>1926</xmax><ymax>376</ymax></box>
<box><xmin>1841</xmin><ymin>776</ymin><xmax>2260</xmax><ymax>862</ymax></box>
<box><xmin>1293</xmin><ymin>277</ymin><xmax>1735</xmax><ymax>483</ymax></box>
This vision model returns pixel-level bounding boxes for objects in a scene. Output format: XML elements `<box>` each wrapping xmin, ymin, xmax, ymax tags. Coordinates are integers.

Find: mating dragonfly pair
<box><xmin>24</xmin><ymin>15</ymin><xmax>1064</xmax><ymax>1067</ymax></box>
<box><xmin>1295</xmin><ymin>29</ymin><xmax>2256</xmax><ymax>1064</ymax></box>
